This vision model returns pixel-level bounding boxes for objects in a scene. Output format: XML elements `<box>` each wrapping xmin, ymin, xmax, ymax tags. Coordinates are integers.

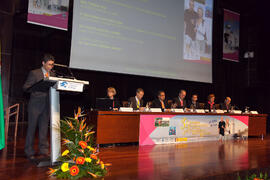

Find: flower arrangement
<box><xmin>48</xmin><ymin>107</ymin><xmax>111</xmax><ymax>179</ymax></box>
<box><xmin>237</xmin><ymin>172</ymin><xmax>268</xmax><ymax>180</ymax></box>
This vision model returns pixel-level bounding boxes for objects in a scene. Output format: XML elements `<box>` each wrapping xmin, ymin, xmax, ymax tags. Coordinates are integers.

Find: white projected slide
<box><xmin>70</xmin><ymin>0</ymin><xmax>213</xmax><ymax>83</ymax></box>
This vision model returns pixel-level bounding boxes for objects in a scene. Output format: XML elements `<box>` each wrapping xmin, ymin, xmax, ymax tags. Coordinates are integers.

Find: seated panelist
<box><xmin>205</xmin><ymin>94</ymin><xmax>216</xmax><ymax>111</ymax></box>
<box><xmin>128</xmin><ymin>88</ymin><xmax>144</xmax><ymax>110</ymax></box>
<box><xmin>172</xmin><ymin>90</ymin><xmax>187</xmax><ymax>109</ymax></box>
<box><xmin>221</xmin><ymin>97</ymin><xmax>232</xmax><ymax>112</ymax></box>
<box><xmin>188</xmin><ymin>94</ymin><xmax>200</xmax><ymax>109</ymax></box>
<box><xmin>106</xmin><ymin>87</ymin><xmax>120</xmax><ymax>110</ymax></box>
<box><xmin>151</xmin><ymin>90</ymin><xmax>170</xmax><ymax>111</ymax></box>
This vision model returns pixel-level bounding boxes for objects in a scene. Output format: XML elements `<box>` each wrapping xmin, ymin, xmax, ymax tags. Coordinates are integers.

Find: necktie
<box><xmin>180</xmin><ymin>100</ymin><xmax>183</xmax><ymax>107</ymax></box>
<box><xmin>45</xmin><ymin>72</ymin><xmax>49</xmax><ymax>78</ymax></box>
<box><xmin>161</xmin><ymin>101</ymin><xmax>165</xmax><ymax>109</ymax></box>
<box><xmin>137</xmin><ymin>99</ymin><xmax>140</xmax><ymax>108</ymax></box>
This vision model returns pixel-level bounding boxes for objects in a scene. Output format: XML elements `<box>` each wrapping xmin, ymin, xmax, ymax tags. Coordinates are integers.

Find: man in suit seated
<box><xmin>172</xmin><ymin>90</ymin><xmax>187</xmax><ymax>109</ymax></box>
<box><xmin>23</xmin><ymin>54</ymin><xmax>55</xmax><ymax>161</ymax></box>
<box><xmin>188</xmin><ymin>94</ymin><xmax>200</xmax><ymax>109</ymax></box>
<box><xmin>221</xmin><ymin>97</ymin><xmax>232</xmax><ymax>112</ymax></box>
<box><xmin>128</xmin><ymin>88</ymin><xmax>144</xmax><ymax>111</ymax></box>
<box><xmin>151</xmin><ymin>90</ymin><xmax>170</xmax><ymax>111</ymax></box>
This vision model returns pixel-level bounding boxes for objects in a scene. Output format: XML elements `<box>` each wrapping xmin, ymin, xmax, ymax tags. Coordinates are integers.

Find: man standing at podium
<box><xmin>23</xmin><ymin>54</ymin><xmax>55</xmax><ymax>161</ymax></box>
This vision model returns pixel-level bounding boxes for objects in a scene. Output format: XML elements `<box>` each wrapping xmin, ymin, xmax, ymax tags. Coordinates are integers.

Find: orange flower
<box><xmin>66</xmin><ymin>121</ymin><xmax>74</xmax><ymax>129</ymax></box>
<box><xmin>90</xmin><ymin>154</ymin><xmax>98</xmax><ymax>160</ymax></box>
<box><xmin>70</xmin><ymin>165</ymin><xmax>79</xmax><ymax>176</ymax></box>
<box><xmin>88</xmin><ymin>172</ymin><xmax>97</xmax><ymax>178</ymax></box>
<box><xmin>79</xmin><ymin>119</ymin><xmax>86</xmax><ymax>131</ymax></box>
<box><xmin>47</xmin><ymin>168</ymin><xmax>56</xmax><ymax>176</ymax></box>
<box><xmin>62</xmin><ymin>138</ymin><xmax>71</xmax><ymax>145</ymax></box>
<box><xmin>79</xmin><ymin>141</ymin><xmax>87</xmax><ymax>149</ymax></box>
<box><xmin>76</xmin><ymin>157</ymin><xmax>85</xmax><ymax>165</ymax></box>
<box><xmin>104</xmin><ymin>163</ymin><xmax>112</xmax><ymax>166</ymax></box>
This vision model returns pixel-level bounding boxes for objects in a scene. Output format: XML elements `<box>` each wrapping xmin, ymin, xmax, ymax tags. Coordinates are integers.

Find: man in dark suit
<box><xmin>129</xmin><ymin>88</ymin><xmax>144</xmax><ymax>110</ymax></box>
<box><xmin>188</xmin><ymin>94</ymin><xmax>200</xmax><ymax>109</ymax></box>
<box><xmin>151</xmin><ymin>90</ymin><xmax>169</xmax><ymax>111</ymax></box>
<box><xmin>173</xmin><ymin>90</ymin><xmax>187</xmax><ymax>109</ymax></box>
<box><xmin>23</xmin><ymin>54</ymin><xmax>55</xmax><ymax>161</ymax></box>
<box><xmin>221</xmin><ymin>97</ymin><xmax>232</xmax><ymax>112</ymax></box>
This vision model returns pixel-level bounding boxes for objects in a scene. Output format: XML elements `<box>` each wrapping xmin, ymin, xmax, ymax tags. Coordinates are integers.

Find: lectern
<box><xmin>37</xmin><ymin>76</ymin><xmax>89</xmax><ymax>166</ymax></box>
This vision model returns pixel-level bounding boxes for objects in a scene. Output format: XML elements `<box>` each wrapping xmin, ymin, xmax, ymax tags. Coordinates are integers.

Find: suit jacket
<box><xmin>23</xmin><ymin>68</ymin><xmax>55</xmax><ymax>99</ymax></box>
<box><xmin>129</xmin><ymin>96</ymin><xmax>144</xmax><ymax>110</ymax></box>
<box><xmin>105</xmin><ymin>96</ymin><xmax>121</xmax><ymax>109</ymax></box>
<box><xmin>205</xmin><ymin>102</ymin><xmax>216</xmax><ymax>110</ymax></box>
<box><xmin>220</xmin><ymin>103</ymin><xmax>232</xmax><ymax>111</ymax></box>
<box><xmin>188</xmin><ymin>100</ymin><xmax>200</xmax><ymax>109</ymax></box>
<box><xmin>173</xmin><ymin>97</ymin><xmax>187</xmax><ymax>109</ymax></box>
<box><xmin>151</xmin><ymin>99</ymin><xmax>169</xmax><ymax>110</ymax></box>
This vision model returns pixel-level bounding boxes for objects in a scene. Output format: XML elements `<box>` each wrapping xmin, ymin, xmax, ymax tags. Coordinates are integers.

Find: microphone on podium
<box><xmin>53</xmin><ymin>63</ymin><xmax>76</xmax><ymax>79</ymax></box>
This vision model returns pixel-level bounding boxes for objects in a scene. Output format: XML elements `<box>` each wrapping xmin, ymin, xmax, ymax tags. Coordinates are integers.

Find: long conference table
<box><xmin>88</xmin><ymin>111</ymin><xmax>267</xmax><ymax>145</ymax></box>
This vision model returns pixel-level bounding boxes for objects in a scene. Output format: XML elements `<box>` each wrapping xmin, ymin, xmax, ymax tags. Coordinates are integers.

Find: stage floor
<box><xmin>1</xmin><ymin>137</ymin><xmax>270</xmax><ymax>180</ymax></box>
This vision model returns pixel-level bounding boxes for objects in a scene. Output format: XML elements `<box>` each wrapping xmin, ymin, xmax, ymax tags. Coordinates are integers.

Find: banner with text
<box><xmin>27</xmin><ymin>0</ymin><xmax>69</xmax><ymax>30</ymax></box>
<box><xmin>223</xmin><ymin>9</ymin><xmax>240</xmax><ymax>62</ymax></box>
<box><xmin>139</xmin><ymin>115</ymin><xmax>248</xmax><ymax>145</ymax></box>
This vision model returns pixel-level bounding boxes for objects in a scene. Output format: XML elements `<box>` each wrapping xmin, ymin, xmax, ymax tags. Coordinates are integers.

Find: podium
<box><xmin>35</xmin><ymin>76</ymin><xmax>89</xmax><ymax>166</ymax></box>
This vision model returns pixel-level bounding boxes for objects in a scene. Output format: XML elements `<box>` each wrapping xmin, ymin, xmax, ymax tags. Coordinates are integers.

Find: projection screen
<box><xmin>70</xmin><ymin>0</ymin><xmax>213</xmax><ymax>83</ymax></box>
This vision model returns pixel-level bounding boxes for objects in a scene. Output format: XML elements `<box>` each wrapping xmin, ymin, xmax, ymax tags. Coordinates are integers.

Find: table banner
<box><xmin>139</xmin><ymin>115</ymin><xmax>248</xmax><ymax>145</ymax></box>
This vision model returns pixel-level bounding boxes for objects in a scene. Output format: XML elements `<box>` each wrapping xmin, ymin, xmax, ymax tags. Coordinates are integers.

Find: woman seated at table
<box><xmin>106</xmin><ymin>87</ymin><xmax>120</xmax><ymax>110</ymax></box>
<box><xmin>205</xmin><ymin>94</ymin><xmax>216</xmax><ymax>111</ymax></box>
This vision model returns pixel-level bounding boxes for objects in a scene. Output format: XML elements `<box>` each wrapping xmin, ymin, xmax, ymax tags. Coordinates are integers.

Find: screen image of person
<box><xmin>23</xmin><ymin>54</ymin><xmax>55</xmax><ymax>161</ymax></box>
<box><xmin>128</xmin><ymin>88</ymin><xmax>144</xmax><ymax>111</ymax></box>
<box><xmin>183</xmin><ymin>0</ymin><xmax>212</xmax><ymax>62</ymax></box>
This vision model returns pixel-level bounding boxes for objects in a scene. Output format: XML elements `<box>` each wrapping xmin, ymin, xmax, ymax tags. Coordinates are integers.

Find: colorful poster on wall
<box><xmin>139</xmin><ymin>115</ymin><xmax>248</xmax><ymax>146</ymax></box>
<box><xmin>27</xmin><ymin>0</ymin><xmax>70</xmax><ymax>30</ymax></box>
<box><xmin>223</xmin><ymin>9</ymin><xmax>240</xmax><ymax>62</ymax></box>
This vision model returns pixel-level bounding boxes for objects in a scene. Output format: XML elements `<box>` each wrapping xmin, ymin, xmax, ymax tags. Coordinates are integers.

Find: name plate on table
<box><xmin>250</xmin><ymin>111</ymin><xmax>259</xmax><ymax>114</ymax></box>
<box><xmin>172</xmin><ymin>109</ymin><xmax>184</xmax><ymax>113</ymax></box>
<box><xmin>119</xmin><ymin>107</ymin><xmax>133</xmax><ymax>112</ymax></box>
<box><xmin>195</xmin><ymin>109</ymin><xmax>205</xmax><ymax>113</ymax></box>
<box><xmin>150</xmin><ymin>108</ymin><xmax>162</xmax><ymax>112</ymax></box>
<box><xmin>232</xmin><ymin>110</ymin><xmax>242</xmax><ymax>114</ymax></box>
<box><xmin>216</xmin><ymin>110</ymin><xmax>224</xmax><ymax>114</ymax></box>
<box><xmin>56</xmin><ymin>81</ymin><xmax>84</xmax><ymax>92</ymax></box>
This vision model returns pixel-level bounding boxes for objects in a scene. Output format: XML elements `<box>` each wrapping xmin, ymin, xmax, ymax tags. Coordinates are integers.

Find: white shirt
<box><xmin>196</xmin><ymin>20</ymin><xmax>206</xmax><ymax>41</ymax></box>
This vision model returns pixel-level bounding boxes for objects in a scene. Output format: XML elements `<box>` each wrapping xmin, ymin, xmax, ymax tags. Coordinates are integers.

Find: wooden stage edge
<box><xmin>2</xmin><ymin>137</ymin><xmax>270</xmax><ymax>179</ymax></box>
<box><xmin>89</xmin><ymin>111</ymin><xmax>267</xmax><ymax>144</ymax></box>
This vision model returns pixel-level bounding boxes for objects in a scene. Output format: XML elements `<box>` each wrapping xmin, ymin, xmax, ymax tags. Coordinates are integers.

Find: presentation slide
<box><xmin>70</xmin><ymin>0</ymin><xmax>213</xmax><ymax>83</ymax></box>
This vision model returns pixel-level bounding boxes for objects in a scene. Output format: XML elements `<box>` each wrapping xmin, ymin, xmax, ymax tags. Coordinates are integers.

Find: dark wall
<box><xmin>6</xmin><ymin>0</ymin><xmax>270</xmax><ymax>118</ymax></box>
<box><xmin>0</xmin><ymin>0</ymin><xmax>15</xmax><ymax>109</ymax></box>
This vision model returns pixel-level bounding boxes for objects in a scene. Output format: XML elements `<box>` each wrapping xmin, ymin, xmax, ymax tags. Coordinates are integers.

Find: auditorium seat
<box><xmin>167</xmin><ymin>100</ymin><xmax>173</xmax><ymax>108</ymax></box>
<box><xmin>215</xmin><ymin>104</ymin><xmax>220</xmax><ymax>109</ymax></box>
<box><xmin>199</xmin><ymin>103</ymin><xmax>205</xmax><ymax>109</ymax></box>
<box><xmin>122</xmin><ymin>101</ymin><xmax>129</xmax><ymax>107</ymax></box>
